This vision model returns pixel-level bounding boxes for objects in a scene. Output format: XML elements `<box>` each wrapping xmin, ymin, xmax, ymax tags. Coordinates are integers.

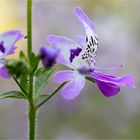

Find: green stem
<box><xmin>27</xmin><ymin>0</ymin><xmax>32</xmax><ymax>58</ymax></box>
<box><xmin>28</xmin><ymin>100</ymin><xmax>36</xmax><ymax>140</ymax></box>
<box><xmin>28</xmin><ymin>69</ymin><xmax>35</xmax><ymax>139</ymax></box>
<box><xmin>28</xmin><ymin>73</ymin><xmax>35</xmax><ymax>140</ymax></box>
<box><xmin>36</xmin><ymin>82</ymin><xmax>66</xmax><ymax>109</ymax></box>
<box><xmin>27</xmin><ymin>0</ymin><xmax>35</xmax><ymax>139</ymax></box>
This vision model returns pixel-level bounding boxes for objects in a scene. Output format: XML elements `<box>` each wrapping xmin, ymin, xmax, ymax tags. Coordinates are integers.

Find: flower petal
<box><xmin>96</xmin><ymin>80</ymin><xmax>120</xmax><ymax>97</ymax></box>
<box><xmin>60</xmin><ymin>74</ymin><xmax>85</xmax><ymax>100</ymax></box>
<box><xmin>75</xmin><ymin>35</ymin><xmax>86</xmax><ymax>47</ymax></box>
<box><xmin>0</xmin><ymin>65</ymin><xmax>11</xmax><ymax>78</ymax></box>
<box><xmin>53</xmin><ymin>70</ymin><xmax>75</xmax><ymax>84</ymax></box>
<box><xmin>90</xmin><ymin>71</ymin><xmax>135</xmax><ymax>88</ymax></box>
<box><xmin>75</xmin><ymin>7</ymin><xmax>99</xmax><ymax>67</ymax></box>
<box><xmin>47</xmin><ymin>35</ymin><xmax>88</xmax><ymax>69</ymax></box>
<box><xmin>92</xmin><ymin>64</ymin><xmax>123</xmax><ymax>71</ymax></box>
<box><xmin>75</xmin><ymin>7</ymin><xmax>97</xmax><ymax>35</ymax></box>
<box><xmin>0</xmin><ymin>30</ymin><xmax>23</xmax><ymax>58</ymax></box>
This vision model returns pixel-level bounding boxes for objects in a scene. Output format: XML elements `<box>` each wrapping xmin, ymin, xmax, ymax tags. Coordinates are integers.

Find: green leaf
<box><xmin>19</xmin><ymin>52</ymin><xmax>29</xmax><ymax>92</ymax></box>
<box><xmin>30</xmin><ymin>52</ymin><xmax>40</xmax><ymax>73</ymax></box>
<box><xmin>39</xmin><ymin>94</ymin><xmax>49</xmax><ymax>99</ymax></box>
<box><xmin>34</xmin><ymin>68</ymin><xmax>54</xmax><ymax>100</ymax></box>
<box><xmin>34</xmin><ymin>67</ymin><xmax>46</xmax><ymax>77</ymax></box>
<box><xmin>0</xmin><ymin>91</ymin><xmax>26</xmax><ymax>99</ymax></box>
<box><xmin>35</xmin><ymin>94</ymin><xmax>49</xmax><ymax>103</ymax></box>
<box><xmin>19</xmin><ymin>51</ymin><xmax>28</xmax><ymax>62</ymax></box>
<box><xmin>20</xmin><ymin>74</ymin><xmax>29</xmax><ymax>93</ymax></box>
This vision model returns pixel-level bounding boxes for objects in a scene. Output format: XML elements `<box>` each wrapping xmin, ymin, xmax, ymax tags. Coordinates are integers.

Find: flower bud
<box><xmin>40</xmin><ymin>46</ymin><xmax>59</xmax><ymax>68</ymax></box>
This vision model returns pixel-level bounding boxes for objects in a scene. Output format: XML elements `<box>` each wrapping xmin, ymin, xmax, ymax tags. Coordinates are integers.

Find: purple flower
<box><xmin>46</xmin><ymin>7</ymin><xmax>135</xmax><ymax>100</ymax></box>
<box><xmin>0</xmin><ymin>30</ymin><xmax>23</xmax><ymax>78</ymax></box>
<box><xmin>40</xmin><ymin>46</ymin><xmax>59</xmax><ymax>68</ymax></box>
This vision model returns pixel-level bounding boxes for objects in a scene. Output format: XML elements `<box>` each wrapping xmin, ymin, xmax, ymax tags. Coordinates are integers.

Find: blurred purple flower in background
<box><xmin>46</xmin><ymin>7</ymin><xmax>135</xmax><ymax>100</ymax></box>
<box><xmin>0</xmin><ymin>30</ymin><xmax>23</xmax><ymax>78</ymax></box>
<box><xmin>40</xmin><ymin>46</ymin><xmax>59</xmax><ymax>68</ymax></box>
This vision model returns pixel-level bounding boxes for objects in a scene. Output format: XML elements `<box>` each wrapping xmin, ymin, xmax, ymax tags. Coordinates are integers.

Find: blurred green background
<box><xmin>0</xmin><ymin>0</ymin><xmax>140</xmax><ymax>139</ymax></box>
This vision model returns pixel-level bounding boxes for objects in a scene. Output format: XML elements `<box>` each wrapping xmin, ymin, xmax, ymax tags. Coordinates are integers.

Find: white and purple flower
<box><xmin>0</xmin><ymin>30</ymin><xmax>23</xmax><ymax>78</ymax></box>
<box><xmin>46</xmin><ymin>7</ymin><xmax>135</xmax><ymax>100</ymax></box>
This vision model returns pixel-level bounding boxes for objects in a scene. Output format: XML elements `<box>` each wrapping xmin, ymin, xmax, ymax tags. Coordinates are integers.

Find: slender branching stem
<box><xmin>13</xmin><ymin>76</ymin><xmax>28</xmax><ymax>96</ymax></box>
<box><xmin>36</xmin><ymin>82</ymin><xmax>66</xmax><ymax>109</ymax></box>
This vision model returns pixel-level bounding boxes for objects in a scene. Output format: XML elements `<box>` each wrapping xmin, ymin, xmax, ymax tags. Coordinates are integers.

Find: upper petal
<box><xmin>47</xmin><ymin>35</ymin><xmax>89</xmax><ymax>69</ymax></box>
<box><xmin>0</xmin><ymin>30</ymin><xmax>23</xmax><ymax>58</ymax></box>
<box><xmin>96</xmin><ymin>79</ymin><xmax>120</xmax><ymax>97</ymax></box>
<box><xmin>75</xmin><ymin>35</ymin><xmax>86</xmax><ymax>47</ymax></box>
<box><xmin>75</xmin><ymin>7</ymin><xmax>99</xmax><ymax>67</ymax></box>
<box><xmin>75</xmin><ymin>7</ymin><xmax>97</xmax><ymax>35</ymax></box>
<box><xmin>60</xmin><ymin>74</ymin><xmax>86</xmax><ymax>100</ymax></box>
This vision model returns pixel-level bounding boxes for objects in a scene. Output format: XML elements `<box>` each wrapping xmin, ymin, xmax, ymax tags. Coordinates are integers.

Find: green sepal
<box><xmin>0</xmin><ymin>91</ymin><xmax>26</xmax><ymax>99</ymax></box>
<box><xmin>34</xmin><ymin>68</ymin><xmax>54</xmax><ymax>100</ymax></box>
<box><xmin>6</xmin><ymin>60</ymin><xmax>29</xmax><ymax>78</ymax></box>
<box><xmin>86</xmin><ymin>76</ymin><xmax>95</xmax><ymax>83</ymax></box>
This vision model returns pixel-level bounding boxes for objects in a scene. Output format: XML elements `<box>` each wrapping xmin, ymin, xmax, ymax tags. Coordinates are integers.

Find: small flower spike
<box><xmin>47</xmin><ymin>7</ymin><xmax>135</xmax><ymax>100</ymax></box>
<box><xmin>0</xmin><ymin>30</ymin><xmax>23</xmax><ymax>78</ymax></box>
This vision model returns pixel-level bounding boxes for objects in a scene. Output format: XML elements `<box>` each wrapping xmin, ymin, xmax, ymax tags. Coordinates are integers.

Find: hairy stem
<box><xmin>27</xmin><ymin>0</ymin><xmax>32</xmax><ymax>58</ymax></box>
<box><xmin>27</xmin><ymin>0</ymin><xmax>36</xmax><ymax>139</ymax></box>
<box><xmin>28</xmin><ymin>74</ymin><xmax>35</xmax><ymax>140</ymax></box>
<box><xmin>28</xmin><ymin>99</ymin><xmax>36</xmax><ymax>140</ymax></box>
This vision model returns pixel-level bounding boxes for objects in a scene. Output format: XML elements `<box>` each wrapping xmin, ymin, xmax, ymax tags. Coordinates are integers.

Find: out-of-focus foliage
<box><xmin>0</xmin><ymin>0</ymin><xmax>140</xmax><ymax>139</ymax></box>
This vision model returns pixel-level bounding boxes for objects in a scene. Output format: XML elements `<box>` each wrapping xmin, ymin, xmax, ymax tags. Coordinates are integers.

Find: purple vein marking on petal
<box><xmin>69</xmin><ymin>47</ymin><xmax>82</xmax><ymax>63</ymax></box>
<box><xmin>0</xmin><ymin>41</ymin><xmax>5</xmax><ymax>53</ymax></box>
